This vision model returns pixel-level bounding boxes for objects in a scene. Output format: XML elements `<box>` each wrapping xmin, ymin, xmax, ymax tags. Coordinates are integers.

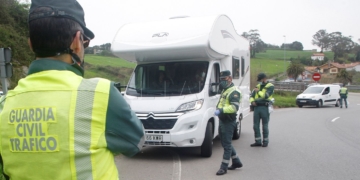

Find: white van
<box><xmin>296</xmin><ymin>84</ymin><xmax>340</xmax><ymax>108</ymax></box>
<box><xmin>111</xmin><ymin>15</ymin><xmax>250</xmax><ymax>157</ymax></box>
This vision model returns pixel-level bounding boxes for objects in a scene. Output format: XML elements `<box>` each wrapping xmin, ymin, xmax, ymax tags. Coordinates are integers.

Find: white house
<box><xmin>311</xmin><ymin>53</ymin><xmax>325</xmax><ymax>61</ymax></box>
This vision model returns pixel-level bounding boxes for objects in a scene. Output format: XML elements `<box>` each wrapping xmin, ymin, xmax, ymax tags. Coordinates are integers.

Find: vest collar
<box><xmin>28</xmin><ymin>59</ymin><xmax>83</xmax><ymax>76</ymax></box>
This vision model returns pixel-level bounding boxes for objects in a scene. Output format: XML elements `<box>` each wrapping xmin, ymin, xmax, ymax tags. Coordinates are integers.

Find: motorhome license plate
<box><xmin>300</xmin><ymin>100</ymin><xmax>306</xmax><ymax>103</ymax></box>
<box><xmin>146</xmin><ymin>135</ymin><xmax>163</xmax><ymax>142</ymax></box>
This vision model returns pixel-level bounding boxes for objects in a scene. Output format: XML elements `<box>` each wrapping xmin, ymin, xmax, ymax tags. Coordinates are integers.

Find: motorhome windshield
<box><xmin>126</xmin><ymin>61</ymin><xmax>209</xmax><ymax>96</ymax></box>
<box><xmin>303</xmin><ymin>86</ymin><xmax>324</xmax><ymax>94</ymax></box>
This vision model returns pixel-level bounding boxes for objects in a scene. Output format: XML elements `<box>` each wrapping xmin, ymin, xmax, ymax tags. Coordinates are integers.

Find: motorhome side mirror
<box><xmin>209</xmin><ymin>82</ymin><xmax>219</xmax><ymax>95</ymax></box>
<box><xmin>323</xmin><ymin>91</ymin><xmax>329</xmax><ymax>95</ymax></box>
<box><xmin>114</xmin><ymin>82</ymin><xmax>122</xmax><ymax>92</ymax></box>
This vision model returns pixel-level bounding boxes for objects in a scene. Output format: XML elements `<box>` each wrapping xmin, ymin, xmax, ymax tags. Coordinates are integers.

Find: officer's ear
<box><xmin>28</xmin><ymin>38</ymin><xmax>33</xmax><ymax>51</ymax></box>
<box><xmin>70</xmin><ymin>31</ymin><xmax>82</xmax><ymax>54</ymax></box>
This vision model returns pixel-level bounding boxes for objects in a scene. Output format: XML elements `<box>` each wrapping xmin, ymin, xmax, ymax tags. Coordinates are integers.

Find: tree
<box><xmin>241</xmin><ymin>29</ymin><xmax>263</xmax><ymax>58</ymax></box>
<box><xmin>286</xmin><ymin>62</ymin><xmax>304</xmax><ymax>82</ymax></box>
<box><xmin>312</xmin><ymin>29</ymin><xmax>331</xmax><ymax>53</ymax></box>
<box><xmin>336</xmin><ymin>69</ymin><xmax>353</xmax><ymax>84</ymax></box>
<box><xmin>290</xmin><ymin>41</ymin><xmax>303</xmax><ymax>50</ymax></box>
<box><xmin>328</xmin><ymin>32</ymin><xmax>355</xmax><ymax>61</ymax></box>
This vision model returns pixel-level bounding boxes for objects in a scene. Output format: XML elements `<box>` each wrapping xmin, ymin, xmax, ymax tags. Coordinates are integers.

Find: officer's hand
<box><xmin>214</xmin><ymin>109</ymin><xmax>221</xmax><ymax>116</ymax></box>
<box><xmin>252</xmin><ymin>102</ymin><xmax>257</xmax><ymax>106</ymax></box>
<box><xmin>254</xmin><ymin>87</ymin><xmax>259</xmax><ymax>92</ymax></box>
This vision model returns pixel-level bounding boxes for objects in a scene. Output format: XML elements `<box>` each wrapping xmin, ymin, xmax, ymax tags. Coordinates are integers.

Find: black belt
<box><xmin>256</xmin><ymin>102</ymin><xmax>269</xmax><ymax>106</ymax></box>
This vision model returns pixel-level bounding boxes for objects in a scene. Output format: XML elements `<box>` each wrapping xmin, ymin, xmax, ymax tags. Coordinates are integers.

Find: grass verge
<box><xmin>272</xmin><ymin>91</ymin><xmax>298</xmax><ymax>108</ymax></box>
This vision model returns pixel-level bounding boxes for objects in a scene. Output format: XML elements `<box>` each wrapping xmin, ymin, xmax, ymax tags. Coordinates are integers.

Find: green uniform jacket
<box><xmin>250</xmin><ymin>82</ymin><xmax>274</xmax><ymax>105</ymax></box>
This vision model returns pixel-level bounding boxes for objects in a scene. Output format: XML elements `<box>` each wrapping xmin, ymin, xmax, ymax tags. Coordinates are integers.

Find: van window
<box><xmin>209</xmin><ymin>63</ymin><xmax>220</xmax><ymax>96</ymax></box>
<box><xmin>126</xmin><ymin>61</ymin><xmax>209</xmax><ymax>96</ymax></box>
<box><xmin>232</xmin><ymin>57</ymin><xmax>239</xmax><ymax>79</ymax></box>
<box><xmin>323</xmin><ymin>87</ymin><xmax>330</xmax><ymax>95</ymax></box>
<box><xmin>303</xmin><ymin>86</ymin><xmax>324</xmax><ymax>94</ymax></box>
<box><xmin>241</xmin><ymin>57</ymin><xmax>245</xmax><ymax>77</ymax></box>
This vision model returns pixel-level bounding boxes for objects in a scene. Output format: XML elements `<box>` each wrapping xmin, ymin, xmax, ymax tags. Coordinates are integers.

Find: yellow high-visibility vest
<box><xmin>217</xmin><ymin>86</ymin><xmax>241</xmax><ymax>113</ymax></box>
<box><xmin>340</xmin><ymin>87</ymin><xmax>348</xmax><ymax>95</ymax></box>
<box><xmin>0</xmin><ymin>70</ymin><xmax>118</xmax><ymax>180</ymax></box>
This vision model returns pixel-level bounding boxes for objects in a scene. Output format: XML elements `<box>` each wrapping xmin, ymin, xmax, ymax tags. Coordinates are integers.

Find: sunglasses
<box><xmin>73</xmin><ymin>31</ymin><xmax>90</xmax><ymax>48</ymax></box>
<box><xmin>80</xmin><ymin>32</ymin><xmax>90</xmax><ymax>48</ymax></box>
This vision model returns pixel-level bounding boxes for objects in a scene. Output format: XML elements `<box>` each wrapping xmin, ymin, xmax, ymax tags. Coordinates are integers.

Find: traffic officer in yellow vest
<box><xmin>214</xmin><ymin>70</ymin><xmax>243</xmax><ymax>176</ymax></box>
<box><xmin>0</xmin><ymin>0</ymin><xmax>145</xmax><ymax>179</ymax></box>
<box><xmin>250</xmin><ymin>73</ymin><xmax>274</xmax><ymax>147</ymax></box>
<box><xmin>339</xmin><ymin>84</ymin><xmax>348</xmax><ymax>108</ymax></box>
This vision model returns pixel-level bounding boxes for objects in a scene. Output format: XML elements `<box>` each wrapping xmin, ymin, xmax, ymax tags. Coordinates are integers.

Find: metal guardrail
<box><xmin>347</xmin><ymin>85</ymin><xmax>360</xmax><ymax>90</ymax></box>
<box><xmin>272</xmin><ymin>82</ymin><xmax>307</xmax><ymax>92</ymax></box>
<box><xmin>271</xmin><ymin>82</ymin><xmax>360</xmax><ymax>92</ymax></box>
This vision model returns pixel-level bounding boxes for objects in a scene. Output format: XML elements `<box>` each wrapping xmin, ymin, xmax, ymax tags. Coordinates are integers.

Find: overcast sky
<box><xmin>76</xmin><ymin>0</ymin><xmax>360</xmax><ymax>50</ymax></box>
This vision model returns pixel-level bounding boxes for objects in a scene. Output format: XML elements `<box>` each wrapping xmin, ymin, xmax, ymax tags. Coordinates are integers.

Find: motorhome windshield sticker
<box><xmin>152</xmin><ymin>32</ymin><xmax>169</xmax><ymax>38</ymax></box>
<box><xmin>221</xmin><ymin>30</ymin><xmax>236</xmax><ymax>41</ymax></box>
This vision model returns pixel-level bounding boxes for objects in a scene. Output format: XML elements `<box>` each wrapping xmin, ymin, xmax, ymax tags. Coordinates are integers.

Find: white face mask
<box><xmin>201</xmin><ymin>72</ymin><xmax>205</xmax><ymax>78</ymax></box>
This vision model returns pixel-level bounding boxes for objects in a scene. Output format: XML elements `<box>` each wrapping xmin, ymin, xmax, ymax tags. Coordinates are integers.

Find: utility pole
<box><xmin>0</xmin><ymin>48</ymin><xmax>13</xmax><ymax>95</ymax></box>
<box><xmin>283</xmin><ymin>35</ymin><xmax>286</xmax><ymax>77</ymax></box>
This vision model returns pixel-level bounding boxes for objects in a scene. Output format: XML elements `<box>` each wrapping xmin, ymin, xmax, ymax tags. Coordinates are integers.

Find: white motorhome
<box><xmin>111</xmin><ymin>15</ymin><xmax>250</xmax><ymax>157</ymax></box>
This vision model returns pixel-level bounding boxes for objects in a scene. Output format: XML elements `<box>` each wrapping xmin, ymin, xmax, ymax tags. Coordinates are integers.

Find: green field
<box><xmin>255</xmin><ymin>49</ymin><xmax>335</xmax><ymax>60</ymax></box>
<box><xmin>85</xmin><ymin>55</ymin><xmax>136</xmax><ymax>68</ymax></box>
<box><xmin>84</xmin><ymin>55</ymin><xmax>136</xmax><ymax>84</ymax></box>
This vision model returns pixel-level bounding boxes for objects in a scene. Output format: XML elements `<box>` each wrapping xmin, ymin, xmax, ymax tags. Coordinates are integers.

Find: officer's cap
<box><xmin>28</xmin><ymin>0</ymin><xmax>94</xmax><ymax>40</ymax></box>
<box><xmin>220</xmin><ymin>70</ymin><xmax>231</xmax><ymax>78</ymax></box>
<box><xmin>257</xmin><ymin>73</ymin><xmax>267</xmax><ymax>81</ymax></box>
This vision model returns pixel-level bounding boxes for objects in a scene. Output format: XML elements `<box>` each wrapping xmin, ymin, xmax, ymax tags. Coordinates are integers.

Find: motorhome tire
<box><xmin>316</xmin><ymin>100</ymin><xmax>323</xmax><ymax>108</ymax></box>
<box><xmin>335</xmin><ymin>100</ymin><xmax>339</xmax><ymax>107</ymax></box>
<box><xmin>298</xmin><ymin>105</ymin><xmax>303</xmax><ymax>108</ymax></box>
<box><xmin>201</xmin><ymin>122</ymin><xmax>213</xmax><ymax>157</ymax></box>
<box><xmin>232</xmin><ymin>116</ymin><xmax>242</xmax><ymax>140</ymax></box>
<box><xmin>232</xmin><ymin>121</ymin><xmax>241</xmax><ymax>140</ymax></box>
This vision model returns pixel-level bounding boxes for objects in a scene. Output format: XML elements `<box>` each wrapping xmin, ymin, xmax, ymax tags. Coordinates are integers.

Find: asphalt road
<box><xmin>116</xmin><ymin>93</ymin><xmax>360</xmax><ymax>180</ymax></box>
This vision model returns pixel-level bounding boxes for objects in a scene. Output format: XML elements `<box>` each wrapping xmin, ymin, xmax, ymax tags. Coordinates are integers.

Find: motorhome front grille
<box><xmin>145</xmin><ymin>131</ymin><xmax>170</xmax><ymax>134</ymax></box>
<box><xmin>141</xmin><ymin>118</ymin><xmax>177</xmax><ymax>129</ymax></box>
<box><xmin>136</xmin><ymin>112</ymin><xmax>183</xmax><ymax>130</ymax></box>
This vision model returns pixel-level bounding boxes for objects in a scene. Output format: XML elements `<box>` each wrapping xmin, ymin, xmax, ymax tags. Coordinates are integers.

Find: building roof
<box><xmin>311</xmin><ymin>53</ymin><xmax>325</xmax><ymax>56</ymax></box>
<box><xmin>304</xmin><ymin>66</ymin><xmax>318</xmax><ymax>72</ymax></box>
<box><xmin>319</xmin><ymin>62</ymin><xmax>360</xmax><ymax>69</ymax></box>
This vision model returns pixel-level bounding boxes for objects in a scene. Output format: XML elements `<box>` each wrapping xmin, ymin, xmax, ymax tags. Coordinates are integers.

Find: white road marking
<box><xmin>170</xmin><ymin>150</ymin><xmax>182</xmax><ymax>180</ymax></box>
<box><xmin>331</xmin><ymin>117</ymin><xmax>340</xmax><ymax>122</ymax></box>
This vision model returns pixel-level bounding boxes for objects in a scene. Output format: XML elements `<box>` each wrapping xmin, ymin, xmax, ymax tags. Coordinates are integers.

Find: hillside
<box><xmin>84</xmin><ymin>55</ymin><xmax>136</xmax><ymax>85</ymax></box>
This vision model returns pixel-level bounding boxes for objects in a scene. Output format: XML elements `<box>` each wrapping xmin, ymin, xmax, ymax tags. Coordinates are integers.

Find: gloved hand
<box><xmin>214</xmin><ymin>109</ymin><xmax>221</xmax><ymax>116</ymax></box>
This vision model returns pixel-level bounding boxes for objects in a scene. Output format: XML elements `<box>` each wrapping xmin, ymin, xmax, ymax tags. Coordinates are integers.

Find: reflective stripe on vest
<box><xmin>73</xmin><ymin>79</ymin><xmax>99</xmax><ymax>180</ymax></box>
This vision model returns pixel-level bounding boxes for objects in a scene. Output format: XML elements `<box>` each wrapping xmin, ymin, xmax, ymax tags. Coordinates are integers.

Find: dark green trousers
<box><xmin>219</xmin><ymin>119</ymin><xmax>241</xmax><ymax>170</ymax></box>
<box><xmin>339</xmin><ymin>95</ymin><xmax>348</xmax><ymax>107</ymax></box>
<box><xmin>253</xmin><ymin>106</ymin><xmax>269</xmax><ymax>144</ymax></box>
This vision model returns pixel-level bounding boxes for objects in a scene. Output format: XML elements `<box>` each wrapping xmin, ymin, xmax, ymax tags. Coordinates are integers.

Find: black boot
<box><xmin>228</xmin><ymin>162</ymin><xmax>243</xmax><ymax>170</ymax></box>
<box><xmin>262</xmin><ymin>143</ymin><xmax>268</xmax><ymax>147</ymax></box>
<box><xmin>216</xmin><ymin>169</ymin><xmax>227</xmax><ymax>175</ymax></box>
<box><xmin>250</xmin><ymin>142</ymin><xmax>262</xmax><ymax>147</ymax></box>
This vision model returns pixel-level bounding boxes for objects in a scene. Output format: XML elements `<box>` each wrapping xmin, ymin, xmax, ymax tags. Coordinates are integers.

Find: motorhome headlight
<box><xmin>310</xmin><ymin>96</ymin><xmax>316</xmax><ymax>99</ymax></box>
<box><xmin>176</xmin><ymin>99</ymin><xmax>204</xmax><ymax>112</ymax></box>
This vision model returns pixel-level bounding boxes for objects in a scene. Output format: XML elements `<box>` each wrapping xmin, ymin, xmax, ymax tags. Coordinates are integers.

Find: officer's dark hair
<box><xmin>29</xmin><ymin>7</ymin><xmax>82</xmax><ymax>54</ymax></box>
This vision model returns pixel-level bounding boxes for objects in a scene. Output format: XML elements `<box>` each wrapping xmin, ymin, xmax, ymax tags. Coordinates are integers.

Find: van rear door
<box><xmin>322</xmin><ymin>86</ymin><xmax>331</xmax><ymax>105</ymax></box>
